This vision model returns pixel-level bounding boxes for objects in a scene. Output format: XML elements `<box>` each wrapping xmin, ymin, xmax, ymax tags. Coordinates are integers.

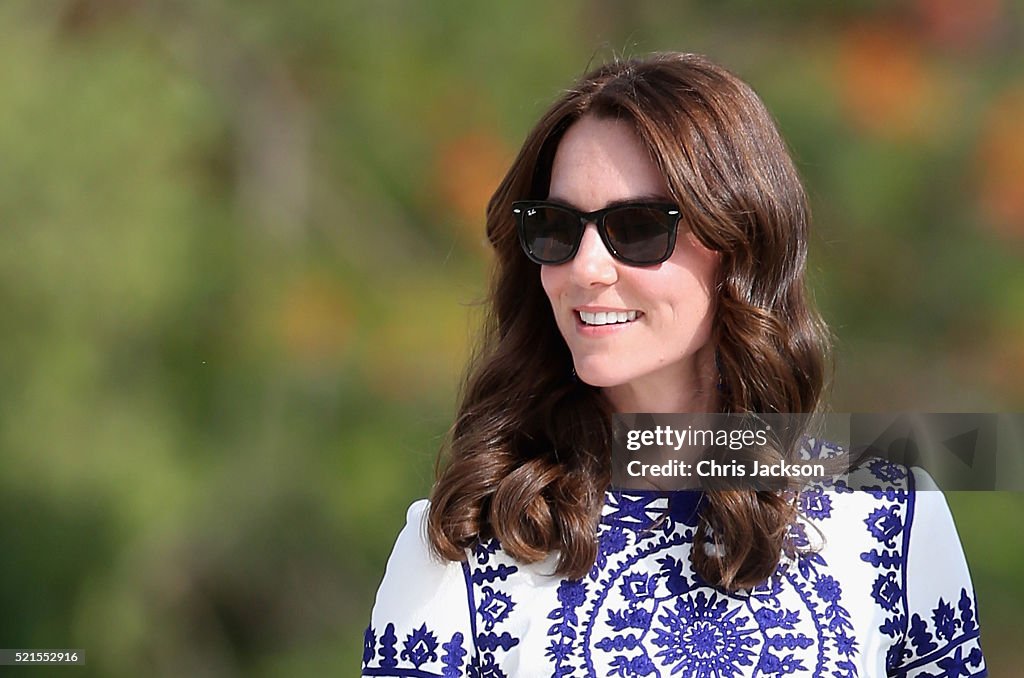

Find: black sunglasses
<box><xmin>512</xmin><ymin>200</ymin><xmax>683</xmax><ymax>266</ymax></box>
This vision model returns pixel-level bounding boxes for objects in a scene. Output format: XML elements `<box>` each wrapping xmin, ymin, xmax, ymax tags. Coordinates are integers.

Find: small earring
<box><xmin>570</xmin><ymin>366</ymin><xmax>579</xmax><ymax>384</ymax></box>
<box><xmin>715</xmin><ymin>351</ymin><xmax>728</xmax><ymax>394</ymax></box>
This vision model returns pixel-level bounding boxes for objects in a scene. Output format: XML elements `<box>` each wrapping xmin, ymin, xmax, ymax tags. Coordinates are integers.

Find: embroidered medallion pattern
<box><xmin>362</xmin><ymin>458</ymin><xmax>986</xmax><ymax>677</ymax></box>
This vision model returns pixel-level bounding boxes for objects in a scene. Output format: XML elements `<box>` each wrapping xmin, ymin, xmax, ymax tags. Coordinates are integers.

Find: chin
<box><xmin>576</xmin><ymin>373</ymin><xmax>620</xmax><ymax>388</ymax></box>
<box><xmin>572</xmin><ymin>362</ymin><xmax>631</xmax><ymax>389</ymax></box>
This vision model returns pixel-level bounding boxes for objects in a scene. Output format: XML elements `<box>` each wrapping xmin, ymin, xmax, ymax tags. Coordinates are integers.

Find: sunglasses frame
<box><xmin>512</xmin><ymin>200</ymin><xmax>682</xmax><ymax>266</ymax></box>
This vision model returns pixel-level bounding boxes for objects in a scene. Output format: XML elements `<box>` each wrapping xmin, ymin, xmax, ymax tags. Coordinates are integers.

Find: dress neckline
<box><xmin>603</xmin><ymin>488</ymin><xmax>704</xmax><ymax>528</ymax></box>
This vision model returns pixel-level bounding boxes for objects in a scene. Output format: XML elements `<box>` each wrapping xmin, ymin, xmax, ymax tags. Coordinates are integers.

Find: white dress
<box><xmin>362</xmin><ymin>455</ymin><xmax>986</xmax><ymax>677</ymax></box>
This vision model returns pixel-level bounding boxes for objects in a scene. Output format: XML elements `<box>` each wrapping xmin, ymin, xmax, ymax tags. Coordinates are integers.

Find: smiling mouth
<box><xmin>578</xmin><ymin>310</ymin><xmax>643</xmax><ymax>326</ymax></box>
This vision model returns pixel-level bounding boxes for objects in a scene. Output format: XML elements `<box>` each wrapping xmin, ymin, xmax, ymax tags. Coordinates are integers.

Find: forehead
<box><xmin>547</xmin><ymin>116</ymin><xmax>670</xmax><ymax>211</ymax></box>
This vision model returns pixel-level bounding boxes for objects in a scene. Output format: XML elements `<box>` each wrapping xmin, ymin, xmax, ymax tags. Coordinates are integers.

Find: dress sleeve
<box><xmin>362</xmin><ymin>499</ymin><xmax>475</xmax><ymax>677</ymax></box>
<box><xmin>892</xmin><ymin>468</ymin><xmax>987</xmax><ymax>677</ymax></box>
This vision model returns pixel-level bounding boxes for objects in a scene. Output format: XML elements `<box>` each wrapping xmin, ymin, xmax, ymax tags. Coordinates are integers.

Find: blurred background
<box><xmin>0</xmin><ymin>0</ymin><xmax>1022</xmax><ymax>675</ymax></box>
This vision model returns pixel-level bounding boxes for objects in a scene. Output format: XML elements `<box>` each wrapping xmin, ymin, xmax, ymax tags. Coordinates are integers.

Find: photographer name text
<box><xmin>625</xmin><ymin>459</ymin><xmax>825</xmax><ymax>478</ymax></box>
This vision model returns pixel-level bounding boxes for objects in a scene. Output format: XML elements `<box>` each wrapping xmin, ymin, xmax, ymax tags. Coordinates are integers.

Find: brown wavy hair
<box><xmin>427</xmin><ymin>52</ymin><xmax>829</xmax><ymax>591</ymax></box>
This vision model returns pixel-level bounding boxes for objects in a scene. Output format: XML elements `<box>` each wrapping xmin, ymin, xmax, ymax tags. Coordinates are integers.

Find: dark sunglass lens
<box><xmin>522</xmin><ymin>206</ymin><xmax>579</xmax><ymax>263</ymax></box>
<box><xmin>605</xmin><ymin>206</ymin><xmax>676</xmax><ymax>263</ymax></box>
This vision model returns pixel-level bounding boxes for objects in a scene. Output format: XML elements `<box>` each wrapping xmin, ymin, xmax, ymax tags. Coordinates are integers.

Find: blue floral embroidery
<box><xmin>479</xmin><ymin>586</ymin><xmax>515</xmax><ymax>631</ymax></box>
<box><xmin>474</xmin><ymin>538</ymin><xmax>500</xmax><ymax>564</ymax></box>
<box><xmin>801</xmin><ymin>437</ymin><xmax>846</xmax><ymax>461</ymax></box>
<box><xmin>400</xmin><ymin>623</ymin><xmax>439</xmax><ymax>667</ymax></box>
<box><xmin>937</xmin><ymin>646</ymin><xmax>983</xmax><ymax>677</ymax></box>
<box><xmin>437</xmin><ymin>460</ymin><xmax>985</xmax><ymax>677</ymax></box>
<box><xmin>865</xmin><ymin>505</ymin><xmax>904</xmax><ymax>545</ymax></box>
<box><xmin>872</xmin><ymin>572</ymin><xmax>903</xmax><ymax>612</ymax></box>
<box><xmin>908</xmin><ymin>613</ymin><xmax>938</xmax><ymax>656</ymax></box>
<box><xmin>477</xmin><ymin>652</ymin><xmax>506</xmax><ymax>678</ymax></box>
<box><xmin>904</xmin><ymin>588</ymin><xmax>985</xmax><ymax>675</ymax></box>
<box><xmin>869</xmin><ymin>458</ymin><xmax>907</xmax><ymax>483</ymax></box>
<box><xmin>363</xmin><ymin>622</ymin><xmax>468</xmax><ymax>676</ymax></box>
<box><xmin>799</xmin><ymin>489</ymin><xmax>832</xmax><ymax>520</ymax></box>
<box><xmin>604</xmin><ymin>493</ymin><xmax>664</xmax><ymax>527</ymax></box>
<box><xmin>835</xmin><ymin>629</ymin><xmax>859</xmax><ymax>658</ymax></box>
<box><xmin>363</xmin><ymin>625</ymin><xmax>376</xmax><ymax>665</ymax></box>
<box><xmin>508</xmin><ymin>492</ymin><xmax>851</xmax><ymax>677</ymax></box>
<box><xmin>546</xmin><ymin>579</ymin><xmax>589</xmax><ymax>675</ymax></box>
<box><xmin>958</xmin><ymin>588</ymin><xmax>980</xmax><ymax>636</ymax></box>
<box><xmin>595</xmin><ymin>526</ymin><xmax>630</xmax><ymax>575</ymax></box>
<box><xmin>932</xmin><ymin>598</ymin><xmax>957</xmax><ymax>640</ymax></box>
<box><xmin>854</xmin><ymin>461</ymin><xmax>986</xmax><ymax>675</ymax></box>
<box><xmin>652</xmin><ymin>591</ymin><xmax>759</xmax><ymax>676</ymax></box>
<box><xmin>620</xmin><ymin>572</ymin><xmax>656</xmax><ymax>603</ymax></box>
<box><xmin>469</xmin><ymin>540</ymin><xmax>520</xmax><ymax>675</ymax></box>
<box><xmin>608</xmin><ymin>652</ymin><xmax>657</xmax><ymax>677</ymax></box>
<box><xmin>379</xmin><ymin>623</ymin><xmax>398</xmax><ymax>669</ymax></box>
<box><xmin>441</xmin><ymin>632</ymin><xmax>466</xmax><ymax>678</ymax></box>
<box><xmin>856</xmin><ymin>459</ymin><xmax>912</xmax><ymax>666</ymax></box>
<box><xmin>814</xmin><ymin>575</ymin><xmax>841</xmax><ymax>603</ymax></box>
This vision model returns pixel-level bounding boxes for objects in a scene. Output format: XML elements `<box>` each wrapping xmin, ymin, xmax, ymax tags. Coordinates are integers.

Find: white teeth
<box><xmin>578</xmin><ymin>310</ymin><xmax>641</xmax><ymax>326</ymax></box>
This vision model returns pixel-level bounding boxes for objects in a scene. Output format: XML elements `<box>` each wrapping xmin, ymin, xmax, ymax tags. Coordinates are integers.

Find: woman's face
<box><xmin>540</xmin><ymin>116</ymin><xmax>720</xmax><ymax>412</ymax></box>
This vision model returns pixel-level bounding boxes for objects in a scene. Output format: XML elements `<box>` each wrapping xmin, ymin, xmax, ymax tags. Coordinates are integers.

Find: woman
<box><xmin>362</xmin><ymin>53</ymin><xmax>985</xmax><ymax>677</ymax></box>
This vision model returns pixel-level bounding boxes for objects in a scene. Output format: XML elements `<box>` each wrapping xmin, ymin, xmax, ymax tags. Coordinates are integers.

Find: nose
<box><xmin>569</xmin><ymin>223</ymin><xmax>618</xmax><ymax>287</ymax></box>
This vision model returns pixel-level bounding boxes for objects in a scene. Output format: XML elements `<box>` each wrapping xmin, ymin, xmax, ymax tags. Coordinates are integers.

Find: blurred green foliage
<box><xmin>0</xmin><ymin>1</ymin><xmax>1022</xmax><ymax>675</ymax></box>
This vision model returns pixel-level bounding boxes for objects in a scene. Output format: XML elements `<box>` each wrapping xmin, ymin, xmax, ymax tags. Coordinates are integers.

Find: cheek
<box><xmin>690</xmin><ymin>236</ymin><xmax>721</xmax><ymax>281</ymax></box>
<box><xmin>540</xmin><ymin>265</ymin><xmax>563</xmax><ymax>306</ymax></box>
<box><xmin>657</xmin><ymin>245</ymin><xmax>719</xmax><ymax>324</ymax></box>
<box><xmin>674</xmin><ymin>236</ymin><xmax>720</xmax><ymax>297</ymax></box>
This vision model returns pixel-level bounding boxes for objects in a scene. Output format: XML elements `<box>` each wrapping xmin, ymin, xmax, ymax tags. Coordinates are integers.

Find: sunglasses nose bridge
<box><xmin>576</xmin><ymin>209</ymin><xmax>611</xmax><ymax>247</ymax></box>
<box><xmin>574</xmin><ymin>209</ymin><xmax>601</xmax><ymax>230</ymax></box>
<box><xmin>569</xmin><ymin>221</ymin><xmax>619</xmax><ymax>284</ymax></box>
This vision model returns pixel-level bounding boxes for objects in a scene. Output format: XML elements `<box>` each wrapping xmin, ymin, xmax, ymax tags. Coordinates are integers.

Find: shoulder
<box><xmin>362</xmin><ymin>500</ymin><xmax>475</xmax><ymax>676</ymax></box>
<box><xmin>797</xmin><ymin>458</ymin><xmax>964</xmax><ymax>559</ymax></box>
<box><xmin>797</xmin><ymin>461</ymin><xmax>986</xmax><ymax>674</ymax></box>
<box><xmin>370</xmin><ymin>500</ymin><xmax>469</xmax><ymax>609</ymax></box>
<box><xmin>898</xmin><ymin>468</ymin><xmax>986</xmax><ymax>674</ymax></box>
